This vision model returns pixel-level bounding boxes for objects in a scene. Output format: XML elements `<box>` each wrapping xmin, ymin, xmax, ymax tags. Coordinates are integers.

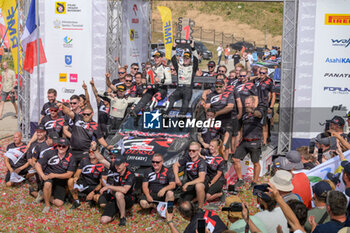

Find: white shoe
<box><xmin>35</xmin><ymin>190</ymin><xmax>43</xmax><ymax>203</ymax></box>
<box><xmin>42</xmin><ymin>206</ymin><xmax>50</xmax><ymax>214</ymax></box>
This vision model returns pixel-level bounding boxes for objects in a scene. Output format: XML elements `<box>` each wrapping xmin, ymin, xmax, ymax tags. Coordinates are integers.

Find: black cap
<box><xmin>116</xmin><ymin>84</ymin><xmax>126</xmax><ymax>92</ymax></box>
<box><xmin>36</xmin><ymin>125</ymin><xmax>46</xmax><ymax>131</ymax></box>
<box><xmin>208</xmin><ymin>61</ymin><xmax>216</xmax><ymax>66</ymax></box>
<box><xmin>49</xmin><ymin>103</ymin><xmax>59</xmax><ymax>110</ymax></box>
<box><xmin>330</xmin><ymin>116</ymin><xmax>345</xmax><ymax>126</ymax></box>
<box><xmin>326</xmin><ymin>172</ymin><xmax>341</xmax><ymax>185</ymax></box>
<box><xmin>57</xmin><ymin>137</ymin><xmax>70</xmax><ymax>146</ymax></box>
<box><xmin>341</xmin><ymin>161</ymin><xmax>350</xmax><ymax>175</ymax></box>
<box><xmin>312</xmin><ymin>181</ymin><xmax>332</xmax><ymax>198</ymax></box>
<box><xmin>113</xmin><ymin>156</ymin><xmax>126</xmax><ymax>165</ymax></box>
<box><xmin>48</xmin><ymin>132</ymin><xmax>59</xmax><ymax>143</ymax></box>
<box><xmin>183</xmin><ymin>49</ymin><xmax>192</xmax><ymax>58</ymax></box>
<box><xmin>215</xmin><ymin>79</ymin><xmax>225</xmax><ymax>85</ymax></box>
<box><xmin>152</xmin><ymin>51</ymin><xmax>163</xmax><ymax>57</ymax></box>
<box><xmin>344</xmin><ymin>111</ymin><xmax>350</xmax><ymax>118</ymax></box>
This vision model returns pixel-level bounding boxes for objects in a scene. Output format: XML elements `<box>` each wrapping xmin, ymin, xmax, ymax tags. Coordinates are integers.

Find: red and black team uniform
<box><xmin>5</xmin><ymin>143</ymin><xmax>30</xmax><ymax>182</ymax></box>
<box><xmin>101</xmin><ymin>167</ymin><xmax>135</xmax><ymax>218</ymax></box>
<box><xmin>202</xmin><ymin>150</ymin><xmax>226</xmax><ymax>195</ymax></box>
<box><xmin>183</xmin><ymin>210</ymin><xmax>227</xmax><ymax>233</ymax></box>
<box><xmin>64</xmin><ymin>110</ymin><xmax>83</xmax><ymax>133</ymax></box>
<box><xmin>70</xmin><ymin>113</ymin><xmax>103</xmax><ymax>162</ymax></box>
<box><xmin>233</xmin><ymin>106</ymin><xmax>265</xmax><ymax>163</ymax></box>
<box><xmin>141</xmin><ymin>166</ymin><xmax>175</xmax><ymax>202</ymax></box>
<box><xmin>255</xmin><ymin>77</ymin><xmax>274</xmax><ymax>126</ymax></box>
<box><xmin>38</xmin><ymin>149</ymin><xmax>76</xmax><ymax>201</ymax></box>
<box><xmin>128</xmin><ymin>84</ymin><xmax>144</xmax><ymax>98</ymax></box>
<box><xmin>198</xmin><ymin>126</ymin><xmax>226</xmax><ymax>145</ymax></box>
<box><xmin>41</xmin><ymin>101</ymin><xmax>63</xmax><ymax>117</ymax></box>
<box><xmin>75</xmin><ymin>158</ymin><xmax>105</xmax><ymax>195</ymax></box>
<box><xmin>178</xmin><ymin>154</ymin><xmax>208</xmax><ymax>201</ymax></box>
<box><xmin>40</xmin><ymin>115</ymin><xmax>65</xmax><ymax>137</ymax></box>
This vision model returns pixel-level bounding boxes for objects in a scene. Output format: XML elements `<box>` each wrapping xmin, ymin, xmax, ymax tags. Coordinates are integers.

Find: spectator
<box><xmin>224</xmin><ymin>45</ymin><xmax>230</xmax><ymax>65</ymax></box>
<box><xmin>111</xmin><ymin>67</ymin><xmax>126</xmax><ymax>86</ymax></box>
<box><xmin>35</xmin><ymin>138</ymin><xmax>76</xmax><ymax>213</ymax></box>
<box><xmin>124</xmin><ymin>74</ymin><xmax>134</xmax><ymax>96</ymax></box>
<box><xmin>232</xmin><ymin>51</ymin><xmax>241</xmax><ymax>66</ymax></box>
<box><xmin>140</xmin><ymin>153</ymin><xmax>175</xmax><ymax>210</ymax></box>
<box><xmin>0</xmin><ymin>61</ymin><xmax>17</xmax><ymax>120</ymax></box>
<box><xmin>304</xmin><ymin>181</ymin><xmax>332</xmax><ymax>232</ymax></box>
<box><xmin>296</xmin><ymin>146</ymin><xmax>316</xmax><ymax>170</ymax></box>
<box><xmin>239</xmin><ymin>52</ymin><xmax>251</xmax><ymax>72</ymax></box>
<box><xmin>4</xmin><ymin>132</ymin><xmax>30</xmax><ymax>187</ymax></box>
<box><xmin>217</xmin><ymin>43</ymin><xmax>224</xmax><ymax>65</ymax></box>
<box><xmin>269</xmin><ymin>170</ymin><xmax>301</xmax><ymax>203</ymax></box>
<box><xmin>314</xmin><ymin>133</ymin><xmax>333</xmax><ymax>161</ymax></box>
<box><xmin>173</xmin><ymin>142</ymin><xmax>207</xmax><ymax>210</ymax></box>
<box><xmin>233</xmin><ymin>96</ymin><xmax>264</xmax><ymax>189</ymax></box>
<box><xmin>328</xmin><ymin>115</ymin><xmax>350</xmax><ymax>150</ymax></box>
<box><xmin>166</xmin><ymin>199</ymin><xmax>227</xmax><ymax>233</ymax></box>
<box><xmin>130</xmin><ymin>63</ymin><xmax>139</xmax><ymax>77</ymax></box>
<box><xmin>309</xmin><ymin>191</ymin><xmax>350</xmax><ymax>233</ymax></box>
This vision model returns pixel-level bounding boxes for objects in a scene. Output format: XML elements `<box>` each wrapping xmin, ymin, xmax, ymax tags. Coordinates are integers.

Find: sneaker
<box><xmin>42</xmin><ymin>206</ymin><xmax>50</xmax><ymax>214</ymax></box>
<box><xmin>35</xmin><ymin>190</ymin><xmax>43</xmax><ymax>203</ymax></box>
<box><xmin>70</xmin><ymin>200</ymin><xmax>81</xmax><ymax>209</ymax></box>
<box><xmin>234</xmin><ymin>179</ymin><xmax>244</xmax><ymax>188</ymax></box>
<box><xmin>249</xmin><ymin>182</ymin><xmax>257</xmax><ymax>190</ymax></box>
<box><xmin>119</xmin><ymin>217</ymin><xmax>126</xmax><ymax>226</ymax></box>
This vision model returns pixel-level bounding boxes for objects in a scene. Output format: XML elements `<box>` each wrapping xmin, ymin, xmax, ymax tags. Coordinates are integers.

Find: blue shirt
<box><xmin>313</xmin><ymin>216</ymin><xmax>350</xmax><ymax>233</ymax></box>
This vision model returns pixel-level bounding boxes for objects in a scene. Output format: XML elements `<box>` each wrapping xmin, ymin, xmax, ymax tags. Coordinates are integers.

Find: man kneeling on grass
<box><xmin>35</xmin><ymin>138</ymin><xmax>76</xmax><ymax>213</ymax></box>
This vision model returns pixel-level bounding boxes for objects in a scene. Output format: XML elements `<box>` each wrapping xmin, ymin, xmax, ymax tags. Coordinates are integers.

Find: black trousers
<box><xmin>166</xmin><ymin>86</ymin><xmax>192</xmax><ymax>115</ymax></box>
<box><xmin>133</xmin><ymin>88</ymin><xmax>167</xmax><ymax>114</ymax></box>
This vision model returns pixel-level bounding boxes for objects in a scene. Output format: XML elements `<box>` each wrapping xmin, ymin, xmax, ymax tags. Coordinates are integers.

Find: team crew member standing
<box><xmin>57</xmin><ymin>103</ymin><xmax>113</xmax><ymax>163</ymax></box>
<box><xmin>233</xmin><ymin>96</ymin><xmax>264</xmax><ymax>189</ymax></box>
<box><xmin>35</xmin><ymin>138</ymin><xmax>76</xmax><ymax>213</ymax></box>
<box><xmin>63</xmin><ymin>95</ymin><xmax>82</xmax><ymax>138</ymax></box>
<box><xmin>173</xmin><ymin>142</ymin><xmax>208</xmax><ymax>210</ymax></box>
<box><xmin>167</xmin><ymin>41</ymin><xmax>199</xmax><ymax>115</ymax></box>
<box><xmin>131</xmin><ymin>51</ymin><xmax>172</xmax><ymax>116</ymax></box>
<box><xmin>40</xmin><ymin>89</ymin><xmax>61</xmax><ymax>120</ymax></box>
<box><xmin>140</xmin><ymin>153</ymin><xmax>176</xmax><ymax>209</ymax></box>
<box><xmin>96</xmin><ymin>155</ymin><xmax>135</xmax><ymax>226</ymax></box>
<box><xmin>202</xmin><ymin>139</ymin><xmax>226</xmax><ymax>201</ymax></box>
<box><xmin>68</xmin><ymin>149</ymin><xmax>105</xmax><ymax>209</ymax></box>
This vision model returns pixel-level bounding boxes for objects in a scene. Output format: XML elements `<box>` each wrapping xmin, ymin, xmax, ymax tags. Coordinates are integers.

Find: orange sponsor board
<box><xmin>325</xmin><ymin>14</ymin><xmax>350</xmax><ymax>25</ymax></box>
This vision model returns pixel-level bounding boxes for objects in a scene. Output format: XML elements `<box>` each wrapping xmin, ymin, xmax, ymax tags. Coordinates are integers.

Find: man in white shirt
<box><xmin>217</xmin><ymin>43</ymin><xmax>224</xmax><ymax>65</ymax></box>
<box><xmin>0</xmin><ymin>61</ymin><xmax>17</xmax><ymax>120</ymax></box>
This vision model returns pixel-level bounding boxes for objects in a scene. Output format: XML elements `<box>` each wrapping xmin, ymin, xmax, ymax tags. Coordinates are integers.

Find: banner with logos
<box><xmin>292</xmin><ymin>0</ymin><xmax>350</xmax><ymax>148</ymax></box>
<box><xmin>29</xmin><ymin>0</ymin><xmax>107</xmax><ymax>122</ymax></box>
<box><xmin>121</xmin><ymin>0</ymin><xmax>149</xmax><ymax>69</ymax></box>
<box><xmin>157</xmin><ymin>6</ymin><xmax>173</xmax><ymax>60</ymax></box>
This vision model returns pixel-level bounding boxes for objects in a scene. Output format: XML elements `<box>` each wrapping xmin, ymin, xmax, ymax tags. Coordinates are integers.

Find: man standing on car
<box><xmin>173</xmin><ymin>142</ymin><xmax>208</xmax><ymax>210</ymax></box>
<box><xmin>166</xmin><ymin>41</ymin><xmax>199</xmax><ymax>116</ymax></box>
<box><xmin>232</xmin><ymin>96</ymin><xmax>264</xmax><ymax>190</ymax></box>
<box><xmin>140</xmin><ymin>153</ymin><xmax>176</xmax><ymax>210</ymax></box>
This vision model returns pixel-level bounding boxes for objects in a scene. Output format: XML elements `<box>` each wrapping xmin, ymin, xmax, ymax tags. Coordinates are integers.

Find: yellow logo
<box><xmin>59</xmin><ymin>73</ymin><xmax>67</xmax><ymax>82</ymax></box>
<box><xmin>325</xmin><ymin>14</ymin><xmax>350</xmax><ymax>25</ymax></box>
<box><xmin>130</xmin><ymin>29</ymin><xmax>135</xmax><ymax>41</ymax></box>
<box><xmin>55</xmin><ymin>2</ymin><xmax>66</xmax><ymax>14</ymax></box>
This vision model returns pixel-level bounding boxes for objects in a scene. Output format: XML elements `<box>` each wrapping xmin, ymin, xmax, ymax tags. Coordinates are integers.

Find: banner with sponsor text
<box><xmin>157</xmin><ymin>6</ymin><xmax>173</xmax><ymax>60</ymax></box>
<box><xmin>292</xmin><ymin>0</ymin><xmax>350</xmax><ymax>148</ymax></box>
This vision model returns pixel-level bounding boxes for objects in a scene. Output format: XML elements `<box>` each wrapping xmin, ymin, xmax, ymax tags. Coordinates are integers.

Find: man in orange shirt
<box><xmin>272</xmin><ymin>151</ymin><xmax>312</xmax><ymax>209</ymax></box>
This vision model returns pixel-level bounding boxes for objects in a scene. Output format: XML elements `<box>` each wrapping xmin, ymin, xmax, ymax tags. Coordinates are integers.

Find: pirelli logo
<box><xmin>325</xmin><ymin>14</ymin><xmax>350</xmax><ymax>25</ymax></box>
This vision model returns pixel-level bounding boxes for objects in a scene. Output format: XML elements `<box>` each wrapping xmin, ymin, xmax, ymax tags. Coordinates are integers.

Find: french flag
<box><xmin>20</xmin><ymin>0</ymin><xmax>47</xmax><ymax>74</ymax></box>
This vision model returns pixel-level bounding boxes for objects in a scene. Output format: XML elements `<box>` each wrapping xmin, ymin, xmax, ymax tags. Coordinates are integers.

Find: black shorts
<box><xmin>208</xmin><ymin>179</ymin><xmax>226</xmax><ymax>195</ymax></box>
<box><xmin>102</xmin><ymin>194</ymin><xmax>134</xmax><ymax>218</ymax></box>
<box><xmin>44</xmin><ymin>178</ymin><xmax>68</xmax><ymax>201</ymax></box>
<box><xmin>5</xmin><ymin>166</ymin><xmax>31</xmax><ymax>182</ymax></box>
<box><xmin>76</xmin><ymin>179</ymin><xmax>97</xmax><ymax>195</ymax></box>
<box><xmin>139</xmin><ymin>191</ymin><xmax>168</xmax><ymax>202</ymax></box>
<box><xmin>237</xmin><ymin>118</ymin><xmax>243</xmax><ymax>130</ymax></box>
<box><xmin>98</xmin><ymin>192</ymin><xmax>114</xmax><ymax>205</ymax></box>
<box><xmin>71</xmin><ymin>149</ymin><xmax>89</xmax><ymax>166</ymax></box>
<box><xmin>231</xmin><ymin>118</ymin><xmax>239</xmax><ymax>137</ymax></box>
<box><xmin>180</xmin><ymin>181</ymin><xmax>209</xmax><ymax>201</ymax></box>
<box><xmin>233</xmin><ymin>140</ymin><xmax>262</xmax><ymax>163</ymax></box>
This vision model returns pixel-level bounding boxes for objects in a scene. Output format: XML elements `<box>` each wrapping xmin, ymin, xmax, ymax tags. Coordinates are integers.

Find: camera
<box><xmin>253</xmin><ymin>184</ymin><xmax>269</xmax><ymax>193</ymax></box>
<box><xmin>222</xmin><ymin>202</ymin><xmax>242</xmax><ymax>212</ymax></box>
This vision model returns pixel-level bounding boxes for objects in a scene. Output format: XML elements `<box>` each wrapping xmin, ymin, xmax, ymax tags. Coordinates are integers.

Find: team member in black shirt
<box><xmin>57</xmin><ymin>103</ymin><xmax>113</xmax><ymax>164</ymax></box>
<box><xmin>40</xmin><ymin>88</ymin><xmax>61</xmax><ymax>123</ymax></box>
<box><xmin>95</xmin><ymin>152</ymin><xmax>135</xmax><ymax>226</ymax></box>
<box><xmin>233</xmin><ymin>96</ymin><xmax>264</xmax><ymax>189</ymax></box>
<box><xmin>4</xmin><ymin>132</ymin><xmax>29</xmax><ymax>187</ymax></box>
<box><xmin>173</xmin><ymin>142</ymin><xmax>207</xmax><ymax>210</ymax></box>
<box><xmin>39</xmin><ymin>104</ymin><xmax>65</xmax><ymax>136</ymax></box>
<box><xmin>140</xmin><ymin>153</ymin><xmax>176</xmax><ymax>210</ymax></box>
<box><xmin>202</xmin><ymin>139</ymin><xmax>226</xmax><ymax>202</ymax></box>
<box><xmin>197</xmin><ymin>109</ymin><xmax>225</xmax><ymax>149</ymax></box>
<box><xmin>68</xmin><ymin>149</ymin><xmax>105</xmax><ymax>209</ymax></box>
<box><xmin>63</xmin><ymin>95</ymin><xmax>82</xmax><ymax>138</ymax></box>
<box><xmin>35</xmin><ymin>138</ymin><xmax>76</xmax><ymax>213</ymax></box>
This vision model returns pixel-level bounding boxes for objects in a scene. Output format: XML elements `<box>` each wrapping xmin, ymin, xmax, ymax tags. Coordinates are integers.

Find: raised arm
<box><xmin>90</xmin><ymin>78</ymin><xmax>101</xmax><ymax>104</ymax></box>
<box><xmin>56</xmin><ymin>102</ymin><xmax>74</xmax><ymax>119</ymax></box>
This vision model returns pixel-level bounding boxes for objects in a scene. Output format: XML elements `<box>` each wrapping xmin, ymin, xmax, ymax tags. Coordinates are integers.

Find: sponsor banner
<box><xmin>294</xmin><ymin>150</ymin><xmax>350</xmax><ymax>192</ymax></box>
<box><xmin>121</xmin><ymin>0</ymin><xmax>149</xmax><ymax>68</ymax></box>
<box><xmin>157</xmin><ymin>6</ymin><xmax>173</xmax><ymax>60</ymax></box>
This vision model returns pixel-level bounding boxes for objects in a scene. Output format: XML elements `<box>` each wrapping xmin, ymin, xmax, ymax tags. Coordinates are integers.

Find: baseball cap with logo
<box><xmin>152</xmin><ymin>51</ymin><xmax>163</xmax><ymax>57</ymax></box>
<box><xmin>314</xmin><ymin>133</ymin><xmax>330</xmax><ymax>146</ymax></box>
<box><xmin>330</xmin><ymin>116</ymin><xmax>345</xmax><ymax>126</ymax></box>
<box><xmin>116</xmin><ymin>84</ymin><xmax>126</xmax><ymax>92</ymax></box>
<box><xmin>36</xmin><ymin>125</ymin><xmax>46</xmax><ymax>132</ymax></box>
<box><xmin>49</xmin><ymin>103</ymin><xmax>59</xmax><ymax>110</ymax></box>
<box><xmin>48</xmin><ymin>132</ymin><xmax>59</xmax><ymax>143</ymax></box>
<box><xmin>208</xmin><ymin>61</ymin><xmax>216</xmax><ymax>66</ymax></box>
<box><xmin>215</xmin><ymin>79</ymin><xmax>225</xmax><ymax>85</ymax></box>
<box><xmin>269</xmin><ymin>170</ymin><xmax>294</xmax><ymax>192</ymax></box>
<box><xmin>286</xmin><ymin>150</ymin><xmax>304</xmax><ymax>170</ymax></box>
<box><xmin>113</xmin><ymin>156</ymin><xmax>126</xmax><ymax>166</ymax></box>
<box><xmin>312</xmin><ymin>181</ymin><xmax>332</xmax><ymax>198</ymax></box>
<box><xmin>57</xmin><ymin>137</ymin><xmax>70</xmax><ymax>146</ymax></box>
<box><xmin>183</xmin><ymin>49</ymin><xmax>192</xmax><ymax>58</ymax></box>
<box><xmin>273</xmin><ymin>156</ymin><xmax>295</xmax><ymax>171</ymax></box>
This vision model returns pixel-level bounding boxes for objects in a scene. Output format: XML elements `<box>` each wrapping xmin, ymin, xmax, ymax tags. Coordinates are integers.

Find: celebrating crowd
<box><xmin>2</xmin><ymin>39</ymin><xmax>350</xmax><ymax>233</ymax></box>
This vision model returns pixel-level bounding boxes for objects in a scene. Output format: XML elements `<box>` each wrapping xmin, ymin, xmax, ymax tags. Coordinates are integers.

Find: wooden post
<box><xmin>213</xmin><ymin>29</ymin><xmax>215</xmax><ymax>44</ymax></box>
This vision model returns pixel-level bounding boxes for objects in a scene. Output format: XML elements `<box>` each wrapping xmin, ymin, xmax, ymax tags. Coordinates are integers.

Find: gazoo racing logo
<box><xmin>143</xmin><ymin>110</ymin><xmax>222</xmax><ymax>129</ymax></box>
<box><xmin>324</xmin><ymin>86</ymin><xmax>350</xmax><ymax>95</ymax></box>
<box><xmin>82</xmin><ymin>164</ymin><xmax>104</xmax><ymax>174</ymax></box>
<box><xmin>331</xmin><ymin>38</ymin><xmax>350</xmax><ymax>48</ymax></box>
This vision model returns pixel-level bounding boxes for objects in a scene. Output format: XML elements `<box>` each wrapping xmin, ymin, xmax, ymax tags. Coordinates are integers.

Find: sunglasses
<box><xmin>70</xmin><ymin>102</ymin><xmax>78</xmax><ymax>105</ymax></box>
<box><xmin>240</xmin><ymin>75</ymin><xmax>247</xmax><ymax>77</ymax></box>
<box><xmin>118</xmin><ymin>72</ymin><xmax>125</xmax><ymax>74</ymax></box>
<box><xmin>132</xmin><ymin>67</ymin><xmax>139</xmax><ymax>70</ymax></box>
<box><xmin>82</xmin><ymin>112</ymin><xmax>92</xmax><ymax>116</ymax></box>
<box><xmin>50</xmin><ymin>109</ymin><xmax>58</xmax><ymax>112</ymax></box>
<box><xmin>152</xmin><ymin>160</ymin><xmax>162</xmax><ymax>164</ymax></box>
<box><xmin>259</xmin><ymin>72</ymin><xmax>266</xmax><ymax>75</ymax></box>
<box><xmin>215</xmin><ymin>85</ymin><xmax>223</xmax><ymax>88</ymax></box>
<box><xmin>57</xmin><ymin>145</ymin><xmax>67</xmax><ymax>148</ymax></box>
<box><xmin>208</xmin><ymin>66</ymin><xmax>214</xmax><ymax>68</ymax></box>
<box><xmin>125</xmin><ymin>80</ymin><xmax>132</xmax><ymax>82</ymax></box>
<box><xmin>189</xmin><ymin>149</ymin><xmax>198</xmax><ymax>153</ymax></box>
<box><xmin>171</xmin><ymin>68</ymin><xmax>175</xmax><ymax>71</ymax></box>
<box><xmin>218</xmin><ymin>70</ymin><xmax>226</xmax><ymax>73</ymax></box>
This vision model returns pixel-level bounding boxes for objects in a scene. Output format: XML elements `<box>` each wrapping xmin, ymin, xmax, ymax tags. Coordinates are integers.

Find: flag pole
<box><xmin>35</xmin><ymin>0</ymin><xmax>40</xmax><ymax>122</ymax></box>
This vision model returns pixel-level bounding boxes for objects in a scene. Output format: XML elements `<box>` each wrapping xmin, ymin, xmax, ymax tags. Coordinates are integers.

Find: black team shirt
<box><xmin>255</xmin><ymin>77</ymin><xmax>274</xmax><ymax>107</ymax></box>
<box><xmin>40</xmin><ymin>115</ymin><xmax>65</xmax><ymax>136</ymax></box>
<box><xmin>142</xmin><ymin>166</ymin><xmax>175</xmax><ymax>194</ymax></box>
<box><xmin>6</xmin><ymin>142</ymin><xmax>27</xmax><ymax>169</ymax></box>
<box><xmin>108</xmin><ymin>165</ymin><xmax>135</xmax><ymax>196</ymax></box>
<box><xmin>202</xmin><ymin>150</ymin><xmax>225</xmax><ymax>181</ymax></box>
<box><xmin>242</xmin><ymin>107</ymin><xmax>264</xmax><ymax>140</ymax></box>
<box><xmin>38</xmin><ymin>149</ymin><xmax>76</xmax><ymax>175</ymax></box>
<box><xmin>79</xmin><ymin>158</ymin><xmax>105</xmax><ymax>186</ymax></box>
<box><xmin>206</xmin><ymin>90</ymin><xmax>235</xmax><ymax>123</ymax></box>
<box><xmin>70</xmin><ymin>113</ymin><xmax>103</xmax><ymax>151</ymax></box>
<box><xmin>178</xmin><ymin>154</ymin><xmax>207</xmax><ymax>181</ymax></box>
<box><xmin>184</xmin><ymin>210</ymin><xmax>227</xmax><ymax>233</ymax></box>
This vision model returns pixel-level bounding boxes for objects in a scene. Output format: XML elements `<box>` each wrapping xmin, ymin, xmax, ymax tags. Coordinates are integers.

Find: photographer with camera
<box><xmin>328</xmin><ymin>116</ymin><xmax>350</xmax><ymax>151</ymax></box>
<box><xmin>166</xmin><ymin>199</ymin><xmax>227</xmax><ymax>233</ymax></box>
